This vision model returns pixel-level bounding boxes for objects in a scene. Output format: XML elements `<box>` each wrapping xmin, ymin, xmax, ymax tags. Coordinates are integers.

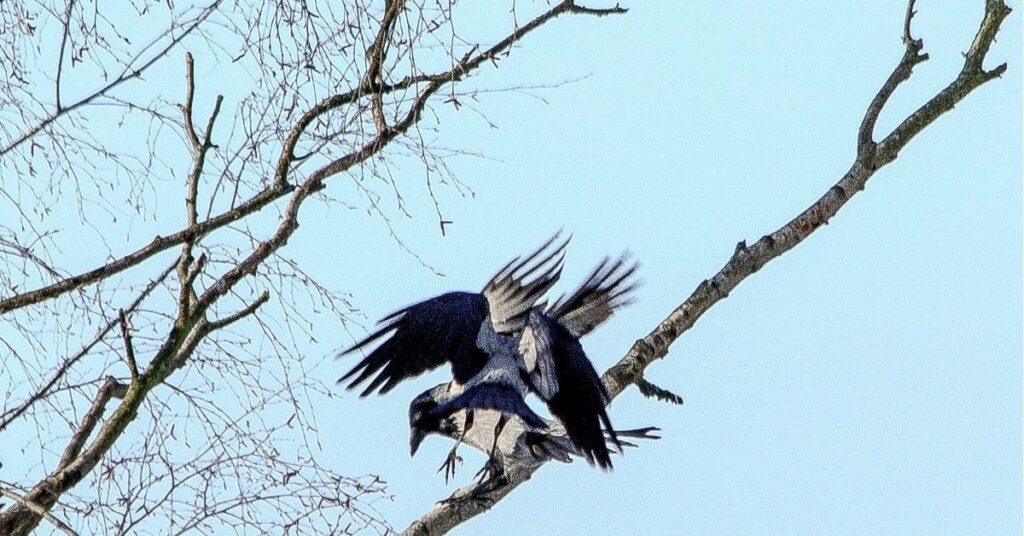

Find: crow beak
<box><xmin>410</xmin><ymin>428</ymin><xmax>427</xmax><ymax>457</ymax></box>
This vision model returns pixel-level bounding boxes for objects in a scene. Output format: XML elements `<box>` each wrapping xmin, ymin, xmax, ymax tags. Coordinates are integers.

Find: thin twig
<box><xmin>0</xmin><ymin>262</ymin><xmax>173</xmax><ymax>433</ymax></box>
<box><xmin>118</xmin><ymin>309</ymin><xmax>139</xmax><ymax>381</ymax></box>
<box><xmin>55</xmin><ymin>0</ymin><xmax>76</xmax><ymax>112</ymax></box>
<box><xmin>0</xmin><ymin>1</ymin><xmax>221</xmax><ymax>158</ymax></box>
<box><xmin>204</xmin><ymin>291</ymin><xmax>270</xmax><ymax>332</ymax></box>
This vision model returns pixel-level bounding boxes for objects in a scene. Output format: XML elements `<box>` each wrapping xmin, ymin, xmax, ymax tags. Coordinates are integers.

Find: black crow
<box><xmin>420</xmin><ymin>254</ymin><xmax>640</xmax><ymax>473</ymax></box>
<box><xmin>339</xmin><ymin>233</ymin><xmax>568</xmax><ymax>478</ymax></box>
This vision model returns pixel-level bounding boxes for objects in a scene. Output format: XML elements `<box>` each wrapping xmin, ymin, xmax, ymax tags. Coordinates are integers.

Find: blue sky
<box><xmin>1</xmin><ymin>1</ymin><xmax>1020</xmax><ymax>534</ymax></box>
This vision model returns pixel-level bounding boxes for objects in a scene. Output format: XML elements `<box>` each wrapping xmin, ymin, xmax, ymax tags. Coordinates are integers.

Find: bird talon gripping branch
<box><xmin>339</xmin><ymin>232</ymin><xmax>650</xmax><ymax>483</ymax></box>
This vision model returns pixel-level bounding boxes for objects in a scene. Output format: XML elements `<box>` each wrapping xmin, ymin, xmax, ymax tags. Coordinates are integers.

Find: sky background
<box><xmin>1</xmin><ymin>0</ymin><xmax>1021</xmax><ymax>535</ymax></box>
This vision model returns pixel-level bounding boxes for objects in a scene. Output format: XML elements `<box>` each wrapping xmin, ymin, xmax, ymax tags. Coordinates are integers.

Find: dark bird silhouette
<box><xmin>415</xmin><ymin>254</ymin><xmax>640</xmax><ymax>473</ymax></box>
<box><xmin>339</xmin><ymin>233</ymin><xmax>640</xmax><ymax>484</ymax></box>
<box><xmin>339</xmin><ymin>233</ymin><xmax>569</xmax><ymax>479</ymax></box>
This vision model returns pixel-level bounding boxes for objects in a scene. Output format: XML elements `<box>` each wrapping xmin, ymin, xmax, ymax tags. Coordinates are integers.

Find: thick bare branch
<box><xmin>857</xmin><ymin>0</ymin><xmax>928</xmax><ymax>160</ymax></box>
<box><xmin>0</xmin><ymin>488</ymin><xmax>79</xmax><ymax>536</ymax></box>
<box><xmin>56</xmin><ymin>376</ymin><xmax>127</xmax><ymax>471</ymax></box>
<box><xmin>874</xmin><ymin>0</ymin><xmax>1011</xmax><ymax>166</ymax></box>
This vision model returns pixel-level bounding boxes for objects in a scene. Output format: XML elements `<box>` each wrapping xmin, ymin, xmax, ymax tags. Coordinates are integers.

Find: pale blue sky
<box><xmin>1</xmin><ymin>1</ymin><xmax>1020</xmax><ymax>535</ymax></box>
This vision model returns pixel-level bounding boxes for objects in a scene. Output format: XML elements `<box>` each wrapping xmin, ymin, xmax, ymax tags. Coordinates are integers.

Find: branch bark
<box><xmin>0</xmin><ymin>488</ymin><xmax>79</xmax><ymax>536</ymax></box>
<box><xmin>401</xmin><ymin>1</ymin><xmax>1011</xmax><ymax>533</ymax></box>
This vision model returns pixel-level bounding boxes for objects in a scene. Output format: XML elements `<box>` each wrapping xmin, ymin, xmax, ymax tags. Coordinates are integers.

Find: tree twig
<box><xmin>0</xmin><ymin>1</ymin><xmax>220</xmax><ymax>158</ymax></box>
<box><xmin>365</xmin><ymin>0</ymin><xmax>404</xmax><ymax>133</ymax></box>
<box><xmin>117</xmin><ymin>310</ymin><xmax>139</xmax><ymax>382</ymax></box>
<box><xmin>54</xmin><ymin>0</ymin><xmax>76</xmax><ymax>112</ymax></box>
<box><xmin>0</xmin><ymin>3</ymin><xmax>610</xmax><ymax>533</ymax></box>
<box><xmin>0</xmin><ymin>262</ymin><xmax>173</xmax><ymax>433</ymax></box>
<box><xmin>0</xmin><ymin>1</ymin><xmax>618</xmax><ymax>317</ymax></box>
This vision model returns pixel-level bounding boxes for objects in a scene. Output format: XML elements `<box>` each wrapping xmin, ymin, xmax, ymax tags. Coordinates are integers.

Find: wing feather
<box><xmin>338</xmin><ymin>292</ymin><xmax>489</xmax><ymax>396</ymax></box>
<box><xmin>547</xmin><ymin>253</ymin><xmax>639</xmax><ymax>338</ymax></box>
<box><xmin>519</xmin><ymin>312</ymin><xmax>559</xmax><ymax>400</ymax></box>
<box><xmin>483</xmin><ymin>232</ymin><xmax>569</xmax><ymax>334</ymax></box>
<box><xmin>539</xmin><ymin>315</ymin><xmax>620</xmax><ymax>469</ymax></box>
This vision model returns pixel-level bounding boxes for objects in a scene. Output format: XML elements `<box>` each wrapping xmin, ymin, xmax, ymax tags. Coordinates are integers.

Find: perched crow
<box><xmin>340</xmin><ymin>234</ymin><xmax>640</xmax><ymax>483</ymax></box>
<box><xmin>339</xmin><ymin>233</ymin><xmax>569</xmax><ymax>478</ymax></box>
<box><xmin>409</xmin><ymin>381</ymin><xmax>659</xmax><ymax>481</ymax></box>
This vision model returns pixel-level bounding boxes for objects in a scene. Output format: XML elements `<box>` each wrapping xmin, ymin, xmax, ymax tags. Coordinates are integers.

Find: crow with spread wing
<box><xmin>414</xmin><ymin>254</ymin><xmax>640</xmax><ymax>479</ymax></box>
<box><xmin>339</xmin><ymin>233</ymin><xmax>568</xmax><ymax>477</ymax></box>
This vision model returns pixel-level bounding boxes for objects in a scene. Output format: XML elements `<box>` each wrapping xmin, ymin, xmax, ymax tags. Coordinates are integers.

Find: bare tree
<box><xmin>0</xmin><ymin>0</ymin><xmax>1011</xmax><ymax>535</ymax></box>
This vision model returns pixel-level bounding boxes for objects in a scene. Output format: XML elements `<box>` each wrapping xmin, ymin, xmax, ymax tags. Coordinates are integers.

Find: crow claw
<box><xmin>437</xmin><ymin>490</ymin><xmax>495</xmax><ymax>509</ymax></box>
<box><xmin>437</xmin><ymin>449</ymin><xmax>463</xmax><ymax>484</ymax></box>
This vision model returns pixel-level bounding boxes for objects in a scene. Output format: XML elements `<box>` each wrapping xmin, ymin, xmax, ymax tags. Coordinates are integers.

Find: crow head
<box><xmin>408</xmin><ymin>385</ymin><xmax>451</xmax><ymax>456</ymax></box>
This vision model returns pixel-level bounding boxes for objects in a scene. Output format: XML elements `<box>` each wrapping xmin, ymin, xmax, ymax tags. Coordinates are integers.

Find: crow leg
<box><xmin>438</xmin><ymin>409</ymin><xmax>473</xmax><ymax>484</ymax></box>
<box><xmin>474</xmin><ymin>412</ymin><xmax>509</xmax><ymax>484</ymax></box>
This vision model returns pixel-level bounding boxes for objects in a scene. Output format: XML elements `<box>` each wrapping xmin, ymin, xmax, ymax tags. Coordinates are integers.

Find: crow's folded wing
<box><xmin>519</xmin><ymin>312</ymin><xmax>559</xmax><ymax>400</ymax></box>
<box><xmin>540</xmin><ymin>316</ymin><xmax>620</xmax><ymax>470</ymax></box>
<box><xmin>430</xmin><ymin>383</ymin><xmax>547</xmax><ymax>429</ymax></box>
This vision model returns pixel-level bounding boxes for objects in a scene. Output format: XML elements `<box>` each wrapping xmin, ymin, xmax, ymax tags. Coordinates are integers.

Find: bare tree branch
<box><xmin>56</xmin><ymin>377</ymin><xmax>127</xmax><ymax>471</ymax></box>
<box><xmin>0</xmin><ymin>0</ymin><xmax>622</xmax><ymax>317</ymax></box>
<box><xmin>117</xmin><ymin>310</ymin><xmax>139</xmax><ymax>382</ymax></box>
<box><xmin>400</xmin><ymin>1</ymin><xmax>1011</xmax><ymax>533</ymax></box>
<box><xmin>0</xmin><ymin>1</ymin><xmax>221</xmax><ymax>158</ymax></box>
<box><xmin>0</xmin><ymin>488</ymin><xmax>79</xmax><ymax>536</ymax></box>
<box><xmin>54</xmin><ymin>0</ymin><xmax>75</xmax><ymax>113</ymax></box>
<box><xmin>0</xmin><ymin>262</ymin><xmax>173</xmax><ymax>433</ymax></box>
<box><xmin>203</xmin><ymin>291</ymin><xmax>270</xmax><ymax>333</ymax></box>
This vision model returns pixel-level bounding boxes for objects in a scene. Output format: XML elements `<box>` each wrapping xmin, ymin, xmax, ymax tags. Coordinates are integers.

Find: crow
<box><xmin>413</xmin><ymin>254</ymin><xmax>639</xmax><ymax>476</ymax></box>
<box><xmin>339</xmin><ymin>233</ymin><xmax>569</xmax><ymax>478</ymax></box>
<box><xmin>409</xmin><ymin>381</ymin><xmax>660</xmax><ymax>502</ymax></box>
<box><xmin>340</xmin><ymin>234</ymin><xmax>640</xmax><ymax>483</ymax></box>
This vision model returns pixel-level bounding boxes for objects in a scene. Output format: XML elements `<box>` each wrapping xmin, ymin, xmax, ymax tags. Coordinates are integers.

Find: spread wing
<box><xmin>483</xmin><ymin>232</ymin><xmax>568</xmax><ymax>334</ymax></box>
<box><xmin>339</xmin><ymin>232</ymin><xmax>569</xmax><ymax>397</ymax></box>
<box><xmin>538</xmin><ymin>315</ymin><xmax>620</xmax><ymax>469</ymax></box>
<box><xmin>338</xmin><ymin>292</ymin><xmax>489</xmax><ymax>396</ymax></box>
<box><xmin>547</xmin><ymin>253</ymin><xmax>639</xmax><ymax>338</ymax></box>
